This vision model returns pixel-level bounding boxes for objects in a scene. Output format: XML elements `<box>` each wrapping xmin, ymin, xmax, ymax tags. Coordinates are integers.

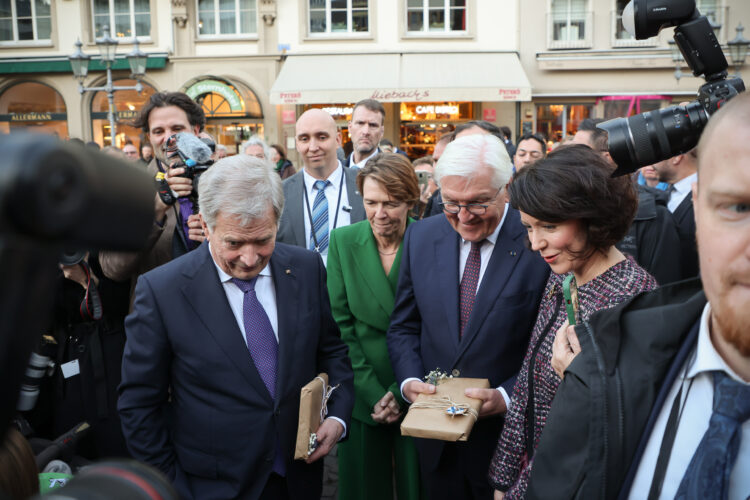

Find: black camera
<box><xmin>600</xmin><ymin>0</ymin><xmax>745</xmax><ymax>176</ymax></box>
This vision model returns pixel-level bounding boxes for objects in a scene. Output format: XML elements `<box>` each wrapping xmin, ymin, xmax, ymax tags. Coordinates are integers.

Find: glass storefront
<box><xmin>598</xmin><ymin>95</ymin><xmax>672</xmax><ymax>119</ymax></box>
<box><xmin>399</xmin><ymin>101</ymin><xmax>472</xmax><ymax>159</ymax></box>
<box><xmin>0</xmin><ymin>82</ymin><xmax>68</xmax><ymax>137</ymax></box>
<box><xmin>186</xmin><ymin>78</ymin><xmax>264</xmax><ymax>155</ymax></box>
<box><xmin>303</xmin><ymin>103</ymin><xmax>354</xmax><ymax>144</ymax></box>
<box><xmin>91</xmin><ymin>79</ymin><xmax>157</xmax><ymax>148</ymax></box>
<box><xmin>535</xmin><ymin>103</ymin><xmax>593</xmax><ymax>144</ymax></box>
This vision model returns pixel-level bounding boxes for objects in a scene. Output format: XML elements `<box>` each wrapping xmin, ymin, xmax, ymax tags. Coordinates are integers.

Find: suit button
<box><xmin>452</xmin><ymin>369</ymin><xmax>460</xmax><ymax>377</ymax></box>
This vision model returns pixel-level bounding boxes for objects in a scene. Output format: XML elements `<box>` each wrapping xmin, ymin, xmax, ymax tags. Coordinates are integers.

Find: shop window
<box><xmin>535</xmin><ymin>103</ymin><xmax>592</xmax><ymax>144</ymax></box>
<box><xmin>399</xmin><ymin>101</ymin><xmax>472</xmax><ymax>159</ymax></box>
<box><xmin>548</xmin><ymin>0</ymin><xmax>591</xmax><ymax>49</ymax></box>
<box><xmin>0</xmin><ymin>0</ymin><xmax>51</xmax><ymax>42</ymax></box>
<box><xmin>611</xmin><ymin>0</ymin><xmax>657</xmax><ymax>47</ymax></box>
<box><xmin>91</xmin><ymin>78</ymin><xmax>156</xmax><ymax>147</ymax></box>
<box><xmin>186</xmin><ymin>78</ymin><xmax>264</xmax><ymax>155</ymax></box>
<box><xmin>598</xmin><ymin>95</ymin><xmax>671</xmax><ymax>120</ymax></box>
<box><xmin>92</xmin><ymin>0</ymin><xmax>150</xmax><ymax>39</ymax></box>
<box><xmin>406</xmin><ymin>0</ymin><xmax>465</xmax><ymax>34</ymax></box>
<box><xmin>0</xmin><ymin>81</ymin><xmax>67</xmax><ymax>137</ymax></box>
<box><xmin>198</xmin><ymin>0</ymin><xmax>257</xmax><ymax>36</ymax></box>
<box><xmin>308</xmin><ymin>0</ymin><xmax>368</xmax><ymax>36</ymax></box>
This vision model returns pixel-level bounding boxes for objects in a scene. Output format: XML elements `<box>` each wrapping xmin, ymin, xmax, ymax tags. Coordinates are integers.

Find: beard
<box><xmin>711</xmin><ymin>294</ymin><xmax>750</xmax><ymax>356</ymax></box>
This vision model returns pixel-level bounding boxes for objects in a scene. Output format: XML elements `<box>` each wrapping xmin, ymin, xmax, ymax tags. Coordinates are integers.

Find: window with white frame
<box><xmin>0</xmin><ymin>0</ymin><xmax>51</xmax><ymax>42</ymax></box>
<box><xmin>309</xmin><ymin>0</ymin><xmax>368</xmax><ymax>35</ymax></box>
<box><xmin>406</xmin><ymin>0</ymin><xmax>466</xmax><ymax>34</ymax></box>
<box><xmin>198</xmin><ymin>0</ymin><xmax>257</xmax><ymax>36</ymax></box>
<box><xmin>549</xmin><ymin>0</ymin><xmax>589</xmax><ymax>47</ymax></box>
<box><xmin>92</xmin><ymin>0</ymin><xmax>150</xmax><ymax>39</ymax></box>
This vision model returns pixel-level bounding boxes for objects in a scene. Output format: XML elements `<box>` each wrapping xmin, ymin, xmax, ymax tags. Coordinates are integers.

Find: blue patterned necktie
<box><xmin>674</xmin><ymin>371</ymin><xmax>750</xmax><ymax>500</ymax></box>
<box><xmin>231</xmin><ymin>277</ymin><xmax>286</xmax><ymax>476</ymax></box>
<box><xmin>309</xmin><ymin>180</ymin><xmax>330</xmax><ymax>253</ymax></box>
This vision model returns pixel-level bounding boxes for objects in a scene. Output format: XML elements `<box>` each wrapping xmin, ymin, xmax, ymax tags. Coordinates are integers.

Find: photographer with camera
<box><xmin>99</xmin><ymin>92</ymin><xmax>209</xmax><ymax>304</ymax></box>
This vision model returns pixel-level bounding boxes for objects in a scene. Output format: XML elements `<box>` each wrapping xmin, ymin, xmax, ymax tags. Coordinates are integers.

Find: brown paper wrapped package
<box><xmin>294</xmin><ymin>373</ymin><xmax>328</xmax><ymax>460</ymax></box>
<box><xmin>400</xmin><ymin>377</ymin><xmax>490</xmax><ymax>442</ymax></box>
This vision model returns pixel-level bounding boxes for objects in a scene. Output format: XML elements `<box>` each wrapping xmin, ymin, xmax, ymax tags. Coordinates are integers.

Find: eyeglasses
<box><xmin>440</xmin><ymin>188</ymin><xmax>502</xmax><ymax>215</ymax></box>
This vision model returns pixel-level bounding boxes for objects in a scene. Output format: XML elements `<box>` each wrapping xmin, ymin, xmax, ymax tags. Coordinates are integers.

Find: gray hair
<box><xmin>198</xmin><ymin>154</ymin><xmax>284</xmax><ymax>230</ymax></box>
<box><xmin>434</xmin><ymin>134</ymin><xmax>512</xmax><ymax>190</ymax></box>
<box><xmin>241</xmin><ymin>135</ymin><xmax>271</xmax><ymax>159</ymax></box>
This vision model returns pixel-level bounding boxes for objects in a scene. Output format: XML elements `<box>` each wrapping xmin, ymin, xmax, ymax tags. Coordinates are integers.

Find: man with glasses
<box><xmin>387</xmin><ymin>134</ymin><xmax>549</xmax><ymax>499</ymax></box>
<box><xmin>513</xmin><ymin>133</ymin><xmax>547</xmax><ymax>171</ymax></box>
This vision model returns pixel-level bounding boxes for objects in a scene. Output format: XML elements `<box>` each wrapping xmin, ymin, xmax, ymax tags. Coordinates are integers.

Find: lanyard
<box><xmin>646</xmin><ymin>349</ymin><xmax>696</xmax><ymax>500</ymax></box>
<box><xmin>303</xmin><ymin>171</ymin><xmax>345</xmax><ymax>253</ymax></box>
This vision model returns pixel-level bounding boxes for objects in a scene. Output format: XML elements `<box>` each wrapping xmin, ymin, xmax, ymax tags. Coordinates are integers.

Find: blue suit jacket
<box><xmin>386</xmin><ymin>208</ymin><xmax>549</xmax><ymax>469</ymax></box>
<box><xmin>118</xmin><ymin>241</ymin><xmax>354</xmax><ymax>500</ymax></box>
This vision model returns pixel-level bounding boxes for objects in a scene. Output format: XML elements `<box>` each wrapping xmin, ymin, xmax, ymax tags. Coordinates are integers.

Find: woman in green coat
<box><xmin>327</xmin><ymin>153</ymin><xmax>423</xmax><ymax>500</ymax></box>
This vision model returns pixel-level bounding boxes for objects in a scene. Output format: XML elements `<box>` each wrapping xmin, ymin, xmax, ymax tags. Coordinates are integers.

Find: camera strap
<box><xmin>78</xmin><ymin>261</ymin><xmax>103</xmax><ymax>322</ymax></box>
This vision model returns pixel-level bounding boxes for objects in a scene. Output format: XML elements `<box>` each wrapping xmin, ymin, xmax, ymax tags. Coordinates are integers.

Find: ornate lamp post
<box><xmin>68</xmin><ymin>27</ymin><xmax>148</xmax><ymax>146</ymax></box>
<box><xmin>727</xmin><ymin>23</ymin><xmax>750</xmax><ymax>78</ymax></box>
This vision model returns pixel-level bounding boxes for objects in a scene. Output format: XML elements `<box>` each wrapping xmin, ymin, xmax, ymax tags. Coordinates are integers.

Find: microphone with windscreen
<box><xmin>163</xmin><ymin>132</ymin><xmax>214</xmax><ymax>213</ymax></box>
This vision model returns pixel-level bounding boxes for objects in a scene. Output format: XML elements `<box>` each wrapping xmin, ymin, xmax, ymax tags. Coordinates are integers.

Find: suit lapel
<box><xmin>672</xmin><ymin>194</ymin><xmax>693</xmax><ymax>226</ymax></box>
<box><xmin>436</xmin><ymin>222</ymin><xmax>461</xmax><ymax>348</ymax></box>
<box><xmin>350</xmin><ymin>225</ymin><xmax>394</xmax><ymax>322</ymax></box>
<box><xmin>454</xmin><ymin>208</ymin><xmax>526</xmax><ymax>363</ymax></box>
<box><xmin>181</xmin><ymin>244</ymin><xmax>272</xmax><ymax>403</ymax></box>
<box><xmin>269</xmin><ymin>247</ymin><xmax>299</xmax><ymax>407</ymax></box>
<box><xmin>288</xmin><ymin>173</ymin><xmax>307</xmax><ymax>247</ymax></box>
<box><xmin>344</xmin><ymin>167</ymin><xmax>366</xmax><ymax>223</ymax></box>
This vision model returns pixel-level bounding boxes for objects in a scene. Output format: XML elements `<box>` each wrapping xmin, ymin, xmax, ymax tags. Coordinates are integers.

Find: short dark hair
<box><xmin>356</xmin><ymin>153</ymin><xmax>420</xmax><ymax>207</ymax></box>
<box><xmin>437</xmin><ymin>131</ymin><xmax>456</xmax><ymax>145</ymax></box>
<box><xmin>352</xmin><ymin>98</ymin><xmax>386</xmax><ymax>123</ymax></box>
<box><xmin>412</xmin><ymin>156</ymin><xmax>434</xmax><ymax>168</ymax></box>
<box><xmin>133</xmin><ymin>91</ymin><xmax>206</xmax><ymax>133</ymax></box>
<box><xmin>379</xmin><ymin>138</ymin><xmax>394</xmax><ymax>147</ymax></box>
<box><xmin>500</xmin><ymin>126</ymin><xmax>512</xmax><ymax>140</ymax></box>
<box><xmin>516</xmin><ymin>133</ymin><xmax>547</xmax><ymax>156</ymax></box>
<box><xmin>454</xmin><ymin>120</ymin><xmax>504</xmax><ymax>141</ymax></box>
<box><xmin>270</xmin><ymin>143</ymin><xmax>287</xmax><ymax>160</ymax></box>
<box><xmin>508</xmin><ymin>143</ymin><xmax>637</xmax><ymax>256</ymax></box>
<box><xmin>576</xmin><ymin>118</ymin><xmax>608</xmax><ymax>152</ymax></box>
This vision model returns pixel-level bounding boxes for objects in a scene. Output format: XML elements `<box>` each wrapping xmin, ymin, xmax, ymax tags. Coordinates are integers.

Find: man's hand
<box><xmin>551</xmin><ymin>323</ymin><xmax>581</xmax><ymax>379</ymax></box>
<box><xmin>464</xmin><ymin>387</ymin><xmax>507</xmax><ymax>417</ymax></box>
<box><xmin>306</xmin><ymin>418</ymin><xmax>344</xmax><ymax>464</ymax></box>
<box><xmin>419</xmin><ymin>183</ymin><xmax>432</xmax><ymax>204</ymax></box>
<box><xmin>187</xmin><ymin>214</ymin><xmax>205</xmax><ymax>243</ymax></box>
<box><xmin>494</xmin><ymin>489</ymin><xmax>506</xmax><ymax>500</ymax></box>
<box><xmin>403</xmin><ymin>380</ymin><xmax>435</xmax><ymax>403</ymax></box>
<box><xmin>166</xmin><ymin>166</ymin><xmax>193</xmax><ymax>198</ymax></box>
<box><xmin>371</xmin><ymin>392</ymin><xmax>402</xmax><ymax>424</ymax></box>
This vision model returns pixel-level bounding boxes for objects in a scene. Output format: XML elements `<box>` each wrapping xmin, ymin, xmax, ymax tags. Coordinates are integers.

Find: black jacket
<box><xmin>526</xmin><ymin>278</ymin><xmax>705</xmax><ymax>500</ymax></box>
<box><xmin>616</xmin><ymin>185</ymin><xmax>681</xmax><ymax>285</ymax></box>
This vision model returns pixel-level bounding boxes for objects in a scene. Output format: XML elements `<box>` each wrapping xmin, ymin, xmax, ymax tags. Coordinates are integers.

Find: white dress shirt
<box><xmin>628</xmin><ymin>303</ymin><xmax>750</xmax><ymax>500</ymax></box>
<box><xmin>401</xmin><ymin>205</ymin><xmax>512</xmax><ymax>407</ymax></box>
<box><xmin>302</xmin><ymin>165</ymin><xmax>352</xmax><ymax>265</ymax></box>
<box><xmin>667</xmin><ymin>172</ymin><xmax>697</xmax><ymax>213</ymax></box>
<box><xmin>208</xmin><ymin>243</ymin><xmax>347</xmax><ymax>436</ymax></box>
<box><xmin>347</xmin><ymin>149</ymin><xmax>379</xmax><ymax>170</ymax></box>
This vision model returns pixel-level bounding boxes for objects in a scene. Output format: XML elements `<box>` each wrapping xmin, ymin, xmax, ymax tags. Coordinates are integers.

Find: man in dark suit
<box><xmin>387</xmin><ymin>134</ymin><xmax>549</xmax><ymax>499</ymax></box>
<box><xmin>118</xmin><ymin>155</ymin><xmax>354</xmax><ymax>500</ymax></box>
<box><xmin>277</xmin><ymin>108</ymin><xmax>365</xmax><ymax>265</ymax></box>
<box><xmin>652</xmin><ymin>150</ymin><xmax>699</xmax><ymax>280</ymax></box>
<box><xmin>342</xmin><ymin>99</ymin><xmax>385</xmax><ymax>169</ymax></box>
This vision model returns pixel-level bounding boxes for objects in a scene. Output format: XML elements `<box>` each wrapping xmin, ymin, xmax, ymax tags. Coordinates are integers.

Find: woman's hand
<box><xmin>551</xmin><ymin>323</ymin><xmax>581</xmax><ymax>379</ymax></box>
<box><xmin>371</xmin><ymin>392</ymin><xmax>402</xmax><ymax>424</ymax></box>
<box><xmin>494</xmin><ymin>489</ymin><xmax>505</xmax><ymax>500</ymax></box>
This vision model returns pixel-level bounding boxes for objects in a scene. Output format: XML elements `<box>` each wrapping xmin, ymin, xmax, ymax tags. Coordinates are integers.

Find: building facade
<box><xmin>0</xmin><ymin>0</ymin><xmax>747</xmax><ymax>160</ymax></box>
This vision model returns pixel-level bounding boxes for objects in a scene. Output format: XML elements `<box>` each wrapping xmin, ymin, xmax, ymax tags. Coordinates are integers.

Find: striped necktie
<box><xmin>310</xmin><ymin>180</ymin><xmax>331</xmax><ymax>253</ymax></box>
<box><xmin>459</xmin><ymin>241</ymin><xmax>483</xmax><ymax>338</ymax></box>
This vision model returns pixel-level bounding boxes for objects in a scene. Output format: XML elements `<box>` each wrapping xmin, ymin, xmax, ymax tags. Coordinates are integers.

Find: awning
<box><xmin>270</xmin><ymin>52</ymin><xmax>531</xmax><ymax>104</ymax></box>
<box><xmin>0</xmin><ymin>53</ymin><xmax>168</xmax><ymax>74</ymax></box>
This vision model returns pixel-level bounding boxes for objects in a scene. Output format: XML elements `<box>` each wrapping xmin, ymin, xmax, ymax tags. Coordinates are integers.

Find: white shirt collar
<box><xmin>687</xmin><ymin>302</ymin><xmax>749</xmax><ymax>385</ymax></box>
<box><xmin>460</xmin><ymin>203</ymin><xmax>509</xmax><ymax>246</ymax></box>
<box><xmin>348</xmin><ymin>148</ymin><xmax>379</xmax><ymax>169</ymax></box>
<box><xmin>673</xmin><ymin>172</ymin><xmax>697</xmax><ymax>196</ymax></box>
<box><xmin>208</xmin><ymin>242</ymin><xmax>272</xmax><ymax>283</ymax></box>
<box><xmin>302</xmin><ymin>164</ymin><xmax>343</xmax><ymax>194</ymax></box>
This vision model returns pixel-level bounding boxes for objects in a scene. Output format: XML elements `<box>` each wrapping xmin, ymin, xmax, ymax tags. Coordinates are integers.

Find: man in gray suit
<box><xmin>277</xmin><ymin>109</ymin><xmax>365</xmax><ymax>265</ymax></box>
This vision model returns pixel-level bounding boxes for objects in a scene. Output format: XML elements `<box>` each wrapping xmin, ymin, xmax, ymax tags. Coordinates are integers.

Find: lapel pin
<box><xmin>509</xmin><ymin>250</ymin><xmax>517</xmax><ymax>257</ymax></box>
<box><xmin>285</xmin><ymin>269</ymin><xmax>291</xmax><ymax>275</ymax></box>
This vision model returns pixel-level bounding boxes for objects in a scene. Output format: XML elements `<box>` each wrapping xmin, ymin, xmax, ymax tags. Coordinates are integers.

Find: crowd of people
<box><xmin>2</xmin><ymin>88</ymin><xmax>748</xmax><ymax>500</ymax></box>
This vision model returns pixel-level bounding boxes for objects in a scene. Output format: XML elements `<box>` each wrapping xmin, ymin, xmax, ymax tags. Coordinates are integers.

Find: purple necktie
<box><xmin>231</xmin><ymin>277</ymin><xmax>277</xmax><ymax>398</ymax></box>
<box><xmin>459</xmin><ymin>241</ymin><xmax>482</xmax><ymax>338</ymax></box>
<box><xmin>231</xmin><ymin>276</ymin><xmax>286</xmax><ymax>476</ymax></box>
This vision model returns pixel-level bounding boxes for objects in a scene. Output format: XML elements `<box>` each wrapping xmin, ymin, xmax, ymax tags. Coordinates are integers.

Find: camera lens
<box><xmin>41</xmin><ymin>460</ymin><xmax>178</xmax><ymax>500</ymax></box>
<box><xmin>599</xmin><ymin>101</ymin><xmax>708</xmax><ymax>175</ymax></box>
<box><xmin>17</xmin><ymin>352</ymin><xmax>53</xmax><ymax>412</ymax></box>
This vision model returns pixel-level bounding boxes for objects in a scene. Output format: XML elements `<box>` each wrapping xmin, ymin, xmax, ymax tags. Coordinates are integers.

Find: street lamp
<box><xmin>728</xmin><ymin>23</ymin><xmax>750</xmax><ymax>78</ymax></box>
<box><xmin>68</xmin><ymin>26</ymin><xmax>147</xmax><ymax>147</ymax></box>
<box><xmin>668</xmin><ymin>38</ymin><xmax>683</xmax><ymax>82</ymax></box>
